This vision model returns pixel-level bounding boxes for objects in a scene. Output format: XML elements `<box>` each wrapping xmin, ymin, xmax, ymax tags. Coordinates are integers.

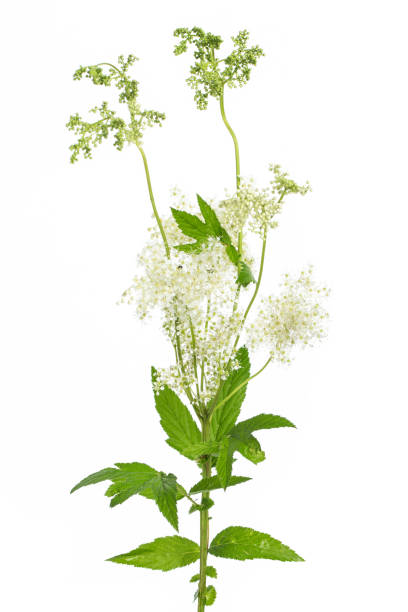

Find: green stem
<box><xmin>198</xmin><ymin>419</ymin><xmax>211</xmax><ymax>612</ymax></box>
<box><xmin>232</xmin><ymin>231</ymin><xmax>267</xmax><ymax>353</ymax></box>
<box><xmin>219</xmin><ymin>86</ymin><xmax>242</xmax><ymax>257</ymax></box>
<box><xmin>136</xmin><ymin>144</ymin><xmax>170</xmax><ymax>258</ymax></box>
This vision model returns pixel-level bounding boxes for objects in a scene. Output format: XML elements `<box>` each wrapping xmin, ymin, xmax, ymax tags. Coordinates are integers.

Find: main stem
<box><xmin>197</xmin><ymin>419</ymin><xmax>211</xmax><ymax>612</ymax></box>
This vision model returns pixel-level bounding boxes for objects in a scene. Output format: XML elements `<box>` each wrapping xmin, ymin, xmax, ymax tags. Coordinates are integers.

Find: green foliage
<box><xmin>210</xmin><ymin>346</ymin><xmax>250</xmax><ymax>441</ymax></box>
<box><xmin>205</xmin><ymin>585</ymin><xmax>217</xmax><ymax>605</ymax></box>
<box><xmin>189</xmin><ymin>475</ymin><xmax>251</xmax><ymax>494</ymax></box>
<box><xmin>152</xmin><ymin>367</ymin><xmax>201</xmax><ymax>459</ymax></box>
<box><xmin>107</xmin><ymin>535</ymin><xmax>200</xmax><ymax>571</ymax></box>
<box><xmin>71</xmin><ymin>462</ymin><xmax>183</xmax><ymax>530</ymax></box>
<box><xmin>231</xmin><ymin>413</ymin><xmax>296</xmax><ymax>439</ymax></box>
<box><xmin>172</xmin><ymin>195</ymin><xmax>255</xmax><ymax>287</ymax></box>
<box><xmin>67</xmin><ymin>54</ymin><xmax>165</xmax><ymax>163</ymax></box>
<box><xmin>190</xmin><ymin>566</ymin><xmax>218</xmax><ymax>582</ymax></box>
<box><xmin>174</xmin><ymin>27</ymin><xmax>264</xmax><ymax>109</ymax></box>
<box><xmin>209</xmin><ymin>526</ymin><xmax>304</xmax><ymax>562</ymax></box>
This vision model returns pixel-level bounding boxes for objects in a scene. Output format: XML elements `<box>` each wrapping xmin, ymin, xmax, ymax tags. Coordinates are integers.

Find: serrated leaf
<box><xmin>107</xmin><ymin>536</ymin><xmax>200</xmax><ymax>571</ymax></box>
<box><xmin>231</xmin><ymin>413</ymin><xmax>296</xmax><ymax>439</ymax></box>
<box><xmin>237</xmin><ymin>260</ymin><xmax>256</xmax><ymax>287</ymax></box>
<box><xmin>190</xmin><ymin>566</ymin><xmax>218</xmax><ymax>582</ymax></box>
<box><xmin>205</xmin><ymin>585</ymin><xmax>217</xmax><ymax>605</ymax></box>
<box><xmin>152</xmin><ymin>368</ymin><xmax>201</xmax><ymax>459</ymax></box>
<box><xmin>197</xmin><ymin>194</ymin><xmax>230</xmax><ymax>243</ymax></box>
<box><xmin>210</xmin><ymin>346</ymin><xmax>250</xmax><ymax>441</ymax></box>
<box><xmin>105</xmin><ymin>462</ymin><xmax>158</xmax><ymax>507</ymax></box>
<box><xmin>189</xmin><ymin>475</ymin><xmax>251</xmax><ymax>494</ymax></box>
<box><xmin>70</xmin><ymin>467</ymin><xmax>119</xmax><ymax>494</ymax></box>
<box><xmin>72</xmin><ymin>462</ymin><xmax>183</xmax><ymax>530</ymax></box>
<box><xmin>171</xmin><ymin>207</ymin><xmax>212</xmax><ymax>241</ymax></box>
<box><xmin>150</xmin><ymin>472</ymin><xmax>179</xmax><ymax>531</ymax></box>
<box><xmin>209</xmin><ymin>526</ymin><xmax>304</xmax><ymax>562</ymax></box>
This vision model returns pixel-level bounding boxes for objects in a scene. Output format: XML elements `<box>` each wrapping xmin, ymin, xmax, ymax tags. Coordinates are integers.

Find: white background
<box><xmin>1</xmin><ymin>1</ymin><xmax>407</xmax><ymax>610</ymax></box>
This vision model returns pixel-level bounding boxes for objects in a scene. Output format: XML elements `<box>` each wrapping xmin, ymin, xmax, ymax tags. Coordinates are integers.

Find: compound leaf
<box><xmin>209</xmin><ymin>526</ymin><xmax>304</xmax><ymax>562</ymax></box>
<box><xmin>107</xmin><ymin>536</ymin><xmax>200</xmax><ymax>571</ymax></box>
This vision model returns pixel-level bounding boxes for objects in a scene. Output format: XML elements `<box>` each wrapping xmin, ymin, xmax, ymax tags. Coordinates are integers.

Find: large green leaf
<box><xmin>71</xmin><ymin>462</ymin><xmax>182</xmax><ymax>530</ymax></box>
<box><xmin>107</xmin><ymin>536</ymin><xmax>200</xmax><ymax>571</ymax></box>
<box><xmin>231</xmin><ymin>413</ymin><xmax>296</xmax><ymax>440</ymax></box>
<box><xmin>210</xmin><ymin>346</ymin><xmax>250</xmax><ymax>442</ymax></box>
<box><xmin>101</xmin><ymin>462</ymin><xmax>157</xmax><ymax>506</ymax></box>
<box><xmin>197</xmin><ymin>194</ymin><xmax>229</xmax><ymax>243</ymax></box>
<box><xmin>171</xmin><ymin>207</ymin><xmax>212</xmax><ymax>241</ymax></box>
<box><xmin>152</xmin><ymin>368</ymin><xmax>201</xmax><ymax>459</ymax></box>
<box><xmin>209</xmin><ymin>526</ymin><xmax>304</xmax><ymax>562</ymax></box>
<box><xmin>189</xmin><ymin>475</ymin><xmax>251</xmax><ymax>494</ymax></box>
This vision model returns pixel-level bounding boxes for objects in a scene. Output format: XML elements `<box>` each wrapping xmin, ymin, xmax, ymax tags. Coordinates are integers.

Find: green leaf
<box><xmin>173</xmin><ymin>241</ymin><xmax>204</xmax><ymax>254</ymax></box>
<box><xmin>190</xmin><ymin>566</ymin><xmax>218</xmax><ymax>582</ymax></box>
<box><xmin>209</xmin><ymin>526</ymin><xmax>304</xmax><ymax>562</ymax></box>
<box><xmin>216</xmin><ymin>437</ymin><xmax>236</xmax><ymax>489</ymax></box>
<box><xmin>197</xmin><ymin>194</ymin><xmax>230</xmax><ymax>243</ymax></box>
<box><xmin>231</xmin><ymin>413</ymin><xmax>296</xmax><ymax>440</ymax></box>
<box><xmin>104</xmin><ymin>462</ymin><xmax>158</xmax><ymax>507</ymax></box>
<box><xmin>206</xmin><ymin>585</ymin><xmax>217</xmax><ymax>605</ymax></box>
<box><xmin>183</xmin><ymin>441</ymin><xmax>220</xmax><ymax>459</ymax></box>
<box><xmin>233</xmin><ymin>435</ymin><xmax>265</xmax><ymax>464</ymax></box>
<box><xmin>152</xmin><ymin>368</ymin><xmax>201</xmax><ymax>459</ymax></box>
<box><xmin>237</xmin><ymin>261</ymin><xmax>256</xmax><ymax>287</ymax></box>
<box><xmin>150</xmin><ymin>472</ymin><xmax>179</xmax><ymax>531</ymax></box>
<box><xmin>210</xmin><ymin>346</ymin><xmax>250</xmax><ymax>441</ymax></box>
<box><xmin>190</xmin><ymin>475</ymin><xmax>251</xmax><ymax>494</ymax></box>
<box><xmin>225</xmin><ymin>244</ymin><xmax>240</xmax><ymax>265</ymax></box>
<box><xmin>107</xmin><ymin>536</ymin><xmax>200</xmax><ymax>571</ymax></box>
<box><xmin>72</xmin><ymin>462</ymin><xmax>183</xmax><ymax>530</ymax></box>
<box><xmin>171</xmin><ymin>207</ymin><xmax>212</xmax><ymax>241</ymax></box>
<box><xmin>70</xmin><ymin>467</ymin><xmax>119</xmax><ymax>494</ymax></box>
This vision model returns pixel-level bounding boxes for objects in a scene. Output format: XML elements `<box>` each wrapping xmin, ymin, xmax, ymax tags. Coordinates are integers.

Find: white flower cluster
<box><xmin>246</xmin><ymin>267</ymin><xmax>330</xmax><ymax>363</ymax></box>
<box><xmin>120</xmin><ymin>193</ymin><xmax>248</xmax><ymax>404</ymax></box>
<box><xmin>220</xmin><ymin>165</ymin><xmax>311</xmax><ymax>238</ymax></box>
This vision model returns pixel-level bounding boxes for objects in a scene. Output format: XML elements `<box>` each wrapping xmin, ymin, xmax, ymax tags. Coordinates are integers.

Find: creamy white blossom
<box><xmin>220</xmin><ymin>164</ymin><xmax>311</xmax><ymax>237</ymax></box>
<box><xmin>246</xmin><ymin>266</ymin><xmax>330</xmax><ymax>363</ymax></box>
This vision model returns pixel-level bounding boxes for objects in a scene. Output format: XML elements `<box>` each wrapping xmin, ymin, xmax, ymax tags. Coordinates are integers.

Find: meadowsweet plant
<box><xmin>68</xmin><ymin>27</ymin><xmax>330</xmax><ymax>611</ymax></box>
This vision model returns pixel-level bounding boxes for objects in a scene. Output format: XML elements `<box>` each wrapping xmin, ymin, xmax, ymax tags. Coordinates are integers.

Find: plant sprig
<box><xmin>68</xmin><ymin>29</ymin><xmax>329</xmax><ymax>612</ymax></box>
<box><xmin>174</xmin><ymin>27</ymin><xmax>264</xmax><ymax>110</ymax></box>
